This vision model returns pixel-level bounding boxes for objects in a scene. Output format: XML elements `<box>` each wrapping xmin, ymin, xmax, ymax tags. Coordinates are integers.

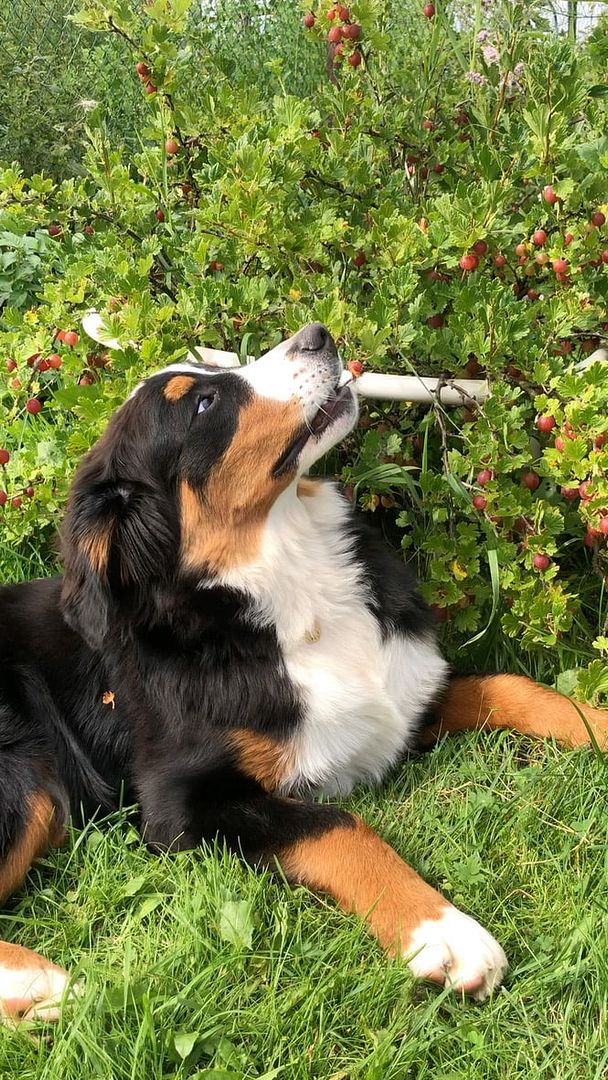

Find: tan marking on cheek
<box><xmin>80</xmin><ymin>521</ymin><xmax>115</xmax><ymax>575</ymax></box>
<box><xmin>229</xmin><ymin>730</ymin><xmax>296</xmax><ymax>792</ymax></box>
<box><xmin>0</xmin><ymin>793</ymin><xmax>65</xmax><ymax>905</ymax></box>
<box><xmin>181</xmin><ymin>395</ymin><xmax>304</xmax><ymax>572</ymax></box>
<box><xmin>164</xmin><ymin>375</ymin><xmax>196</xmax><ymax>401</ymax></box>
<box><xmin>279</xmin><ymin>816</ymin><xmax>447</xmax><ymax>956</ymax></box>
<box><xmin>297</xmin><ymin>477</ymin><xmax>321</xmax><ymax>499</ymax></box>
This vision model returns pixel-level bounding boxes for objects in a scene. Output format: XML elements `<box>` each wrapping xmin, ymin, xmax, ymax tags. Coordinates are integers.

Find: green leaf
<box><xmin>174</xmin><ymin>1031</ymin><xmax>199</xmax><ymax>1060</ymax></box>
<box><xmin>218</xmin><ymin>899</ymin><xmax>254</xmax><ymax>950</ymax></box>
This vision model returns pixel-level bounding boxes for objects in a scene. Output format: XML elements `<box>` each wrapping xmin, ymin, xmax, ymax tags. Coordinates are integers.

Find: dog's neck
<box><xmin>205</xmin><ymin>479</ymin><xmax>368</xmax><ymax>649</ymax></box>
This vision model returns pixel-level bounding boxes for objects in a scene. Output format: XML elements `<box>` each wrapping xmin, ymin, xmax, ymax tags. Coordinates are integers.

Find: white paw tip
<box><xmin>405</xmin><ymin>906</ymin><xmax>508</xmax><ymax>1001</ymax></box>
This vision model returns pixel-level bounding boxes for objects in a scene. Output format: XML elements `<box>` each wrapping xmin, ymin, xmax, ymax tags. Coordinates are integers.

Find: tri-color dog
<box><xmin>2</xmin><ymin>323</ymin><xmax>607</xmax><ymax>1023</ymax></box>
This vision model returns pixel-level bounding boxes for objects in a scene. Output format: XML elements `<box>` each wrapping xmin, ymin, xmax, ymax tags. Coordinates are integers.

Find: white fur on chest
<box><xmin>217</xmin><ymin>483</ymin><xmax>448</xmax><ymax>796</ymax></box>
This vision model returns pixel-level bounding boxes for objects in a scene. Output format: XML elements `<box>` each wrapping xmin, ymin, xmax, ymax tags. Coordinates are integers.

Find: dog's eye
<box><xmin>197</xmin><ymin>394</ymin><xmax>216</xmax><ymax>414</ymax></box>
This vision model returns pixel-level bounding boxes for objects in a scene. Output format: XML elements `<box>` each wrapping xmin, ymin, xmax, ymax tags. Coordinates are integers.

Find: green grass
<box><xmin>1</xmin><ymin>734</ymin><xmax>607</xmax><ymax>1080</ymax></box>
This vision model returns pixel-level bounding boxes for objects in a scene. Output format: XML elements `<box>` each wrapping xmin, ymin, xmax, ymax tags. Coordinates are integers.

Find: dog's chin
<box><xmin>298</xmin><ymin>384</ymin><xmax>358</xmax><ymax>471</ymax></box>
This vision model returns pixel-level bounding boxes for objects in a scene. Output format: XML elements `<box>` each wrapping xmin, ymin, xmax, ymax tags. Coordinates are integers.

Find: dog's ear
<box><xmin>60</xmin><ymin>431</ymin><xmax>178</xmax><ymax>650</ymax></box>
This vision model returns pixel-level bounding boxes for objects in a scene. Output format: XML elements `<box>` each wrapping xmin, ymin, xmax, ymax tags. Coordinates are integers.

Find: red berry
<box><xmin>55</xmin><ymin>329</ymin><xmax>66</xmax><ymax>342</ymax></box>
<box><xmin>591</xmin><ymin>211</ymin><xmax>606</xmax><ymax>227</ymax></box>
<box><xmin>579</xmin><ymin>480</ymin><xmax>593</xmax><ymax>500</ymax></box>
<box><xmin>535</xmin><ymin>251</ymin><xmax>549</xmax><ymax>265</ymax></box>
<box><xmin>343</xmin><ymin>23</ymin><xmax>362</xmax><ymax>40</ymax></box>
<box><xmin>561</xmin><ymin>486</ymin><xmax>579</xmax><ymax>500</ymax></box>
<box><xmin>433</xmin><ymin>162</ymin><xmax>445</xmax><ymax>174</ymax></box>
<box><xmin>533</xmin><ymin>229</ymin><xmax>548</xmax><ymax>246</ymax></box>
<box><xmin>473</xmin><ymin>495</ymin><xmax>487</xmax><ymax>511</ymax></box>
<box><xmin>10</xmin><ymin>378</ymin><xmax>21</xmax><ymax>390</ymax></box>
<box><xmin>333</xmin><ymin>43</ymin><xmax>345</xmax><ymax>58</ymax></box>
<box><xmin>328</xmin><ymin>25</ymin><xmax>343</xmax><ymax>42</ymax></box>
<box><xmin>422</xmin><ymin>118</ymin><xmax>434</xmax><ymax>130</ymax></box>
<box><xmin>165</xmin><ymin>138</ymin><xmax>179</xmax><ymax>155</ymax></box>
<box><xmin>155</xmin><ymin>208</ymin><xmax>165</xmax><ymax>222</ymax></box>
<box><xmin>537</xmin><ymin>414</ymin><xmax>556</xmax><ymax>433</ymax></box>
<box><xmin>304</xmin><ymin>12</ymin><xmax>315</xmax><ymax>28</ymax></box>
<box><xmin>79</xmin><ymin>374</ymin><xmax>95</xmax><ymax>386</ymax></box>
<box><xmin>11</xmin><ymin>496</ymin><xmax>22</xmax><ymax>509</ymax></box>
<box><xmin>336</xmin><ymin>4</ymin><xmax>350</xmax><ymax>17</ymax></box>
<box><xmin>423</xmin><ymin>2</ymin><xmax>435</xmax><ymax>15</ymax></box>
<box><xmin>348</xmin><ymin>50</ymin><xmax>363</xmax><ymax>67</ymax></box>
<box><xmin>63</xmin><ymin>331</ymin><xmax>80</xmax><ymax>346</ymax></box>
<box><xmin>515</xmin><ymin>242</ymin><xmax>527</xmax><ymax>257</ymax></box>
<box><xmin>473</xmin><ymin>239</ymin><xmax>488</xmax><ymax>257</ymax></box>
<box><xmin>37</xmin><ymin>358</ymin><xmax>50</xmax><ymax>373</ymax></box>
<box><xmin>533</xmin><ymin>554</ymin><xmax>551</xmax><ymax>571</ymax></box>
<box><xmin>558</xmin><ymin>339</ymin><xmax>573</xmax><ymax>355</ymax></box>
<box><xmin>348</xmin><ymin>360</ymin><xmax>365</xmax><ymax>377</ymax></box>
<box><xmin>477</xmin><ymin>469</ymin><xmax>494</xmax><ymax>487</ymax></box>
<box><xmin>145</xmin><ymin>82</ymin><xmax>158</xmax><ymax>94</ymax></box>
<box><xmin>594</xmin><ymin>433</ymin><xmax>607</xmax><ymax>448</ymax></box>
<box><xmin>25</xmin><ymin>486</ymin><xmax>35</xmax><ymax>498</ymax></box>
<box><xmin>136</xmin><ymin>61</ymin><xmax>150</xmax><ymax>78</ymax></box>
<box><xmin>552</xmin><ymin>258</ymin><xmax>569</xmax><ymax>274</ymax></box>
<box><xmin>327</xmin><ymin>7</ymin><xmax>337</xmax><ymax>19</ymax></box>
<box><xmin>0</xmin><ymin>449</ymin><xmax>9</xmax><ymax>465</ymax></box>
<box><xmin>527</xmin><ymin>288</ymin><xmax>540</xmax><ymax>301</ymax></box>
<box><xmin>601</xmin><ymin>251</ymin><xmax>608</xmax><ymax>264</ymax></box>
<box><xmin>585</xmin><ymin>529</ymin><xmax>599</xmax><ymax>547</ymax></box>
<box><xmin>47</xmin><ymin>353</ymin><xmax>63</xmax><ymax>369</ymax></box>
<box><xmin>543</xmin><ymin>185</ymin><xmax>558</xmax><ymax>205</ymax></box>
<box><xmin>0</xmin><ymin>491</ymin><xmax>7</xmax><ymax>507</ymax></box>
<box><xmin>494</xmin><ymin>253</ymin><xmax>507</xmax><ymax>268</ymax></box>
<box><xmin>554</xmin><ymin>436</ymin><xmax>566</xmax><ymax>451</ymax></box>
<box><xmin>208</xmin><ymin>260</ymin><xmax>224</xmax><ymax>271</ymax></box>
<box><xmin>427</xmin><ymin>313</ymin><xmax>445</xmax><ymax>329</ymax></box>
<box><xmin>6</xmin><ymin>358</ymin><xmax>17</xmax><ymax>372</ymax></box>
<box><xmin>460</xmin><ymin>253</ymin><xmax>479</xmax><ymax>271</ymax></box>
<box><xmin>48</xmin><ymin>224</ymin><xmax>62</xmax><ymax>237</ymax></box>
<box><xmin>522</xmin><ymin>472</ymin><xmax>540</xmax><ymax>491</ymax></box>
<box><xmin>564</xmin><ymin>232</ymin><xmax>575</xmax><ymax>246</ymax></box>
<box><xmin>26</xmin><ymin>398</ymin><xmax>42</xmax><ymax>414</ymax></box>
<box><xmin>353</xmin><ymin>250</ymin><xmax>367</xmax><ymax>267</ymax></box>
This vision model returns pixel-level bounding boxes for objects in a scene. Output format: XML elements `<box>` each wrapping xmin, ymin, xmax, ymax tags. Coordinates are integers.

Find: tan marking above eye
<box><xmin>164</xmin><ymin>375</ymin><xmax>197</xmax><ymax>401</ymax></box>
<box><xmin>180</xmin><ymin>394</ymin><xmax>304</xmax><ymax>572</ymax></box>
<box><xmin>80</xmin><ymin>521</ymin><xmax>115</xmax><ymax>575</ymax></box>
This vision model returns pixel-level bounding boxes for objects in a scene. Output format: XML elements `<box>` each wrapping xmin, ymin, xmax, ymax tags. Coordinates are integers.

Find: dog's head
<box><xmin>61</xmin><ymin>323</ymin><xmax>357</xmax><ymax>647</ymax></box>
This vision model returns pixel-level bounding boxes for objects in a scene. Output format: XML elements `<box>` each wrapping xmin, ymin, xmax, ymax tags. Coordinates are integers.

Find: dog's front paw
<box><xmin>404</xmin><ymin>906</ymin><xmax>508</xmax><ymax>1001</ymax></box>
<box><xmin>0</xmin><ymin>941</ymin><xmax>77</xmax><ymax>1026</ymax></box>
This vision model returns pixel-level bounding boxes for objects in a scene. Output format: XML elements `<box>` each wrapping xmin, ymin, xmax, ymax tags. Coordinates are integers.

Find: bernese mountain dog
<box><xmin>1</xmin><ymin>323</ymin><xmax>607</xmax><ymax>1023</ymax></box>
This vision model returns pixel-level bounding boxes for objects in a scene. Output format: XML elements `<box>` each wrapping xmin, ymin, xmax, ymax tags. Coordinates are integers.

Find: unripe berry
<box><xmin>515</xmin><ymin>242</ymin><xmax>527</xmax><ymax>257</ymax></box>
<box><xmin>554</xmin><ymin>436</ymin><xmax>566</xmax><ymax>451</ymax></box>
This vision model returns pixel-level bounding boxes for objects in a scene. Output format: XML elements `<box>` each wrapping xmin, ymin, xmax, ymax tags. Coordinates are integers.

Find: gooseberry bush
<box><xmin>2</xmin><ymin>0</ymin><xmax>608</xmax><ymax>697</ymax></box>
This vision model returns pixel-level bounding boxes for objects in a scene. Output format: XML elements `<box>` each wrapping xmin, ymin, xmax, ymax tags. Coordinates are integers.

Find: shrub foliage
<box><xmin>2</xmin><ymin>0</ymin><xmax>608</xmax><ymax>696</ymax></box>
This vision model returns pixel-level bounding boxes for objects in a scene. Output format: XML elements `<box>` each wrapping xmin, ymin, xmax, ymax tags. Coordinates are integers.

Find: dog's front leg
<box><xmin>139</xmin><ymin>770</ymin><xmax>507</xmax><ymax>1000</ymax></box>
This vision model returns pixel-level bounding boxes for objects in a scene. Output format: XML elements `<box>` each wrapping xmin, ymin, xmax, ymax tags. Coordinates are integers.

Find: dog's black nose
<box><xmin>291</xmin><ymin>323</ymin><xmax>331</xmax><ymax>353</ymax></box>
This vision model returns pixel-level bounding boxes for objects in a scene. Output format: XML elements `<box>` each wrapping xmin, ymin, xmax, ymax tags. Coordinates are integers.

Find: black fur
<box><xmin>0</xmin><ymin>366</ymin><xmax>433</xmax><ymax>875</ymax></box>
